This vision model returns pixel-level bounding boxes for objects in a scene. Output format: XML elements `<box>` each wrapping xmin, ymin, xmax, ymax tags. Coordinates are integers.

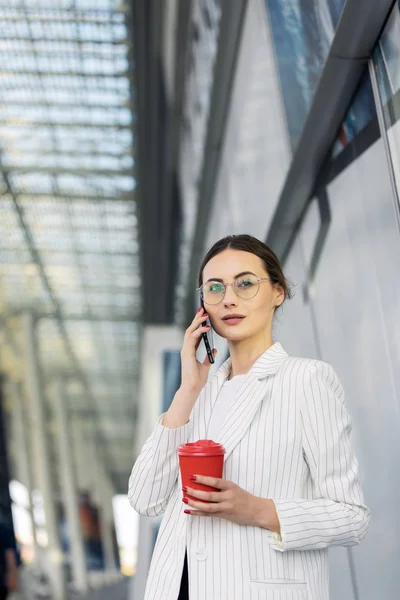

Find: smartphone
<box><xmin>200</xmin><ymin>298</ymin><xmax>215</xmax><ymax>364</ymax></box>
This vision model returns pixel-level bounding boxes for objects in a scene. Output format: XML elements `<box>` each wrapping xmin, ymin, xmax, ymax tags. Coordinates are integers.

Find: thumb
<box><xmin>202</xmin><ymin>348</ymin><xmax>217</xmax><ymax>366</ymax></box>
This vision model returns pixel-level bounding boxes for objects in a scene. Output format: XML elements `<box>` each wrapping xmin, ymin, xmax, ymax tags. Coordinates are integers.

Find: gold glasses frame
<box><xmin>197</xmin><ymin>276</ymin><xmax>270</xmax><ymax>305</ymax></box>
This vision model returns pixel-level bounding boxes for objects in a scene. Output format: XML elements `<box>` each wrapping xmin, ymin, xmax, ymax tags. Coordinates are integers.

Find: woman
<box><xmin>128</xmin><ymin>234</ymin><xmax>370</xmax><ymax>600</ymax></box>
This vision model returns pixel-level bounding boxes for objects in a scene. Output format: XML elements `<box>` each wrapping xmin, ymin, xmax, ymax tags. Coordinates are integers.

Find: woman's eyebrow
<box><xmin>204</xmin><ymin>271</ymin><xmax>257</xmax><ymax>283</ymax></box>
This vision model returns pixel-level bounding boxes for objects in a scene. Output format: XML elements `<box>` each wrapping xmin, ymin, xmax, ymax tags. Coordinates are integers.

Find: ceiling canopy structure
<box><xmin>0</xmin><ymin>0</ymin><xmax>139</xmax><ymax>491</ymax></box>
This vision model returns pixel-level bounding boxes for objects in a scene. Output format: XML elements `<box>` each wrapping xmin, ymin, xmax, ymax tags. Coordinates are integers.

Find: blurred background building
<box><xmin>0</xmin><ymin>0</ymin><xmax>399</xmax><ymax>599</ymax></box>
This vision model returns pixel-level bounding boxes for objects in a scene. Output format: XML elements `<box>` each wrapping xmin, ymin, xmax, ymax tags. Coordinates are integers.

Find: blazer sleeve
<box><xmin>270</xmin><ymin>360</ymin><xmax>370</xmax><ymax>552</ymax></box>
<box><xmin>128</xmin><ymin>414</ymin><xmax>191</xmax><ymax>516</ymax></box>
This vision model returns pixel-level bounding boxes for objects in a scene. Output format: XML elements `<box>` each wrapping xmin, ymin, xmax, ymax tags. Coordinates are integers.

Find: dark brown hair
<box><xmin>198</xmin><ymin>234</ymin><xmax>293</xmax><ymax>304</ymax></box>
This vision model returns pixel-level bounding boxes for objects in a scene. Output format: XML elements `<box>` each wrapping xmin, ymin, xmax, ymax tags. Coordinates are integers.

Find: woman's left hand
<box><xmin>182</xmin><ymin>475</ymin><xmax>280</xmax><ymax>532</ymax></box>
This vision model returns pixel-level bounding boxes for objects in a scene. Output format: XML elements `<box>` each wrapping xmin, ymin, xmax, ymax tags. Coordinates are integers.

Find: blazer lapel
<box><xmin>217</xmin><ymin>342</ymin><xmax>289</xmax><ymax>461</ymax></box>
<box><xmin>217</xmin><ymin>376</ymin><xmax>269</xmax><ymax>461</ymax></box>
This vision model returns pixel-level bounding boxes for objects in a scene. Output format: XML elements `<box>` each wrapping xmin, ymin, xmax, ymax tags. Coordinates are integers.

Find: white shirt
<box><xmin>206</xmin><ymin>374</ymin><xmax>247</xmax><ymax>441</ymax></box>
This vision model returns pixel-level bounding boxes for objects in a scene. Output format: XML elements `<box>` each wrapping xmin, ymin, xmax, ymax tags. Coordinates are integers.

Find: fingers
<box><xmin>184</xmin><ymin>487</ymin><xmax>222</xmax><ymax>502</ymax></box>
<box><xmin>186</xmin><ymin>307</ymin><xmax>209</xmax><ymax>335</ymax></box>
<box><xmin>186</xmin><ymin>324</ymin><xmax>211</xmax><ymax>353</ymax></box>
<box><xmin>192</xmin><ymin>324</ymin><xmax>211</xmax><ymax>338</ymax></box>
<box><xmin>184</xmin><ymin>498</ymin><xmax>226</xmax><ymax>512</ymax></box>
<box><xmin>190</xmin><ymin>475</ymin><xmax>232</xmax><ymax>490</ymax></box>
<box><xmin>184</xmin><ymin>323</ymin><xmax>210</xmax><ymax>352</ymax></box>
<box><xmin>184</xmin><ymin>509</ymin><xmax>221</xmax><ymax>517</ymax></box>
<box><xmin>182</xmin><ymin>323</ymin><xmax>211</xmax><ymax>357</ymax></box>
<box><xmin>189</xmin><ymin>323</ymin><xmax>211</xmax><ymax>345</ymax></box>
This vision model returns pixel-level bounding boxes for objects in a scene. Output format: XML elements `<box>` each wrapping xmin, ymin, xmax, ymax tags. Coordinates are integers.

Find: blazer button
<box><xmin>195</xmin><ymin>548</ymin><xmax>208</xmax><ymax>561</ymax></box>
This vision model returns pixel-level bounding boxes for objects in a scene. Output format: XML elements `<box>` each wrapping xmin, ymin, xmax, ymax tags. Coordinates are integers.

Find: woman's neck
<box><xmin>227</xmin><ymin>331</ymin><xmax>274</xmax><ymax>379</ymax></box>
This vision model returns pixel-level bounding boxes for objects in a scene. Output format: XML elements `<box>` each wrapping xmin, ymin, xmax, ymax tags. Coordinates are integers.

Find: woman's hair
<box><xmin>198</xmin><ymin>234</ymin><xmax>293</xmax><ymax>304</ymax></box>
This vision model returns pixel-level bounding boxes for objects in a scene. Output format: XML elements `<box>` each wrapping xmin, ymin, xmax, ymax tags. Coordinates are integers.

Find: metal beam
<box><xmin>0</xmin><ymin>68</ymin><xmax>128</xmax><ymax>78</ymax></box>
<box><xmin>3</xmin><ymin>149</ymin><xmax>133</xmax><ymax>159</ymax></box>
<box><xmin>53</xmin><ymin>379</ymin><xmax>88</xmax><ymax>593</ymax></box>
<box><xmin>48</xmin><ymin>313</ymin><xmax>138</xmax><ymax>322</ymax></box>
<box><xmin>93</xmin><ymin>434</ymin><xmax>134</xmax><ymax>441</ymax></box>
<box><xmin>17</xmin><ymin>192</ymin><xmax>133</xmax><ymax>202</ymax></box>
<box><xmin>68</xmin><ymin>400</ymin><xmax>135</xmax><ymax>408</ymax></box>
<box><xmin>70</xmin><ymin>374</ymin><xmax>137</xmax><ymax>383</ymax></box>
<box><xmin>4</xmin><ymin>165</ymin><xmax>133</xmax><ymax>177</ymax></box>
<box><xmin>0</xmin><ymin>82</ymin><xmax>129</xmax><ymax>94</ymax></box>
<box><xmin>266</xmin><ymin>0</ymin><xmax>396</xmax><ymax>261</ymax></box>
<box><xmin>5</xmin><ymin>311</ymin><xmax>138</xmax><ymax>322</ymax></box>
<box><xmin>169</xmin><ymin>0</ymin><xmax>193</xmax><ymax>173</ymax></box>
<box><xmin>0</xmin><ymin>50</ymin><xmax>129</xmax><ymax>61</ymax></box>
<box><xmin>0</xmin><ymin>119</ymin><xmax>131</xmax><ymax>130</ymax></box>
<box><xmin>0</xmin><ymin>248</ymin><xmax>138</xmax><ymax>258</ymax></box>
<box><xmin>129</xmin><ymin>0</ymin><xmax>185</xmax><ymax>325</ymax></box>
<box><xmin>130</xmin><ymin>0</ymin><xmax>158</xmax><ymax>324</ymax></box>
<box><xmin>3</xmin><ymin>222</ymin><xmax>136</xmax><ymax>233</ymax></box>
<box><xmin>2</xmin><ymin>246</ymin><xmax>137</xmax><ymax>257</ymax></box>
<box><xmin>183</xmin><ymin>0</ymin><xmax>249</xmax><ymax>325</ymax></box>
<box><xmin>23</xmin><ymin>314</ymin><xmax>68</xmax><ymax>600</ymax></box>
<box><xmin>0</xmin><ymin>36</ymin><xmax>130</xmax><ymax>46</ymax></box>
<box><xmin>0</xmin><ymin>100</ymin><xmax>133</xmax><ymax>111</ymax></box>
<box><xmin>0</xmin><ymin>13</ymin><xmax>126</xmax><ymax>24</ymax></box>
<box><xmin>69</xmin><ymin>380</ymin><xmax>137</xmax><ymax>388</ymax></box>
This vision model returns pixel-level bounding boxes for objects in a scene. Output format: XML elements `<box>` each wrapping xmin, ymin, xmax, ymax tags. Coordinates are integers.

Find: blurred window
<box><xmin>373</xmin><ymin>2</ymin><xmax>400</xmax><ymax>195</ymax></box>
<box><xmin>265</xmin><ymin>0</ymin><xmax>346</xmax><ymax>149</ymax></box>
<box><xmin>330</xmin><ymin>69</ymin><xmax>377</xmax><ymax>162</ymax></box>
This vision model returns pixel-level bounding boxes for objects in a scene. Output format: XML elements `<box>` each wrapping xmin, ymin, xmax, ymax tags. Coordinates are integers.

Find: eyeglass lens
<box><xmin>202</xmin><ymin>274</ymin><xmax>260</xmax><ymax>304</ymax></box>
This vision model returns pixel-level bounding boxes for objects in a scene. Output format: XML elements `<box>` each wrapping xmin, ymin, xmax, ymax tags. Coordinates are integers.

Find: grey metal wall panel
<box><xmin>275</xmin><ymin>228</ymin><xmax>356</xmax><ymax>600</ymax></box>
<box><xmin>307</xmin><ymin>137</ymin><xmax>400</xmax><ymax>599</ymax></box>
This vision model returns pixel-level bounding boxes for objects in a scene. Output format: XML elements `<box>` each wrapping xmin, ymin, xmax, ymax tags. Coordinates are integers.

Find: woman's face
<box><xmin>201</xmin><ymin>249</ymin><xmax>284</xmax><ymax>342</ymax></box>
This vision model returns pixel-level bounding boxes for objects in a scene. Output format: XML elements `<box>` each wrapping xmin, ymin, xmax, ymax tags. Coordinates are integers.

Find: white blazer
<box><xmin>128</xmin><ymin>342</ymin><xmax>370</xmax><ymax>600</ymax></box>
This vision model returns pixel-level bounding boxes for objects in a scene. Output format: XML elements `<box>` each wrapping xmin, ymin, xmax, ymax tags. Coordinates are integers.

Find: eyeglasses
<box><xmin>198</xmin><ymin>274</ymin><xmax>270</xmax><ymax>305</ymax></box>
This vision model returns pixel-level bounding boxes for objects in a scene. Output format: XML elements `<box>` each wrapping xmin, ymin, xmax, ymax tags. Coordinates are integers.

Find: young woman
<box><xmin>128</xmin><ymin>234</ymin><xmax>370</xmax><ymax>600</ymax></box>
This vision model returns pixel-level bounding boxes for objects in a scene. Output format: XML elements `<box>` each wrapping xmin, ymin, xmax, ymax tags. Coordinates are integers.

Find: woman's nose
<box><xmin>223</xmin><ymin>284</ymin><xmax>237</xmax><ymax>306</ymax></box>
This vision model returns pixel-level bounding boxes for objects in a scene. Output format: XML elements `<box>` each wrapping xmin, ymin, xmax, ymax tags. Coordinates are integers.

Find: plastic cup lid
<box><xmin>177</xmin><ymin>439</ymin><xmax>225</xmax><ymax>457</ymax></box>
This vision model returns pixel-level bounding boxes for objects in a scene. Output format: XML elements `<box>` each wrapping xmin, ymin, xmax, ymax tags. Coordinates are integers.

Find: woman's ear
<box><xmin>274</xmin><ymin>285</ymin><xmax>285</xmax><ymax>308</ymax></box>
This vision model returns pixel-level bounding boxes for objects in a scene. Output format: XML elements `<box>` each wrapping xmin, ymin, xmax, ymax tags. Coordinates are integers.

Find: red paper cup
<box><xmin>178</xmin><ymin>440</ymin><xmax>225</xmax><ymax>504</ymax></box>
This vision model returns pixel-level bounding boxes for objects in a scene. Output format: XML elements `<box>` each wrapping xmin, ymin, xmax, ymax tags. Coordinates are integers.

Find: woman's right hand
<box><xmin>180</xmin><ymin>307</ymin><xmax>216</xmax><ymax>394</ymax></box>
<box><xmin>162</xmin><ymin>308</ymin><xmax>217</xmax><ymax>429</ymax></box>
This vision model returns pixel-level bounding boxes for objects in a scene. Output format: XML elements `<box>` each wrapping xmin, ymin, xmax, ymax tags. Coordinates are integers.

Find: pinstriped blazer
<box><xmin>128</xmin><ymin>342</ymin><xmax>370</xmax><ymax>600</ymax></box>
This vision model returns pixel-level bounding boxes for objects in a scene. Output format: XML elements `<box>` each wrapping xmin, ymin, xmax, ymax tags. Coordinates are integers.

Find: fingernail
<box><xmin>182</xmin><ymin>498</ymin><xmax>189</xmax><ymax>504</ymax></box>
<box><xmin>184</xmin><ymin>510</ymin><xmax>191</xmax><ymax>515</ymax></box>
<box><xmin>182</xmin><ymin>486</ymin><xmax>188</xmax><ymax>493</ymax></box>
<box><xmin>205</xmin><ymin>325</ymin><xmax>210</xmax><ymax>329</ymax></box>
<box><xmin>203</xmin><ymin>313</ymin><xmax>209</xmax><ymax>318</ymax></box>
<box><xmin>189</xmin><ymin>475</ymin><xmax>196</xmax><ymax>481</ymax></box>
<box><xmin>197</xmin><ymin>307</ymin><xmax>202</xmax><ymax>313</ymax></box>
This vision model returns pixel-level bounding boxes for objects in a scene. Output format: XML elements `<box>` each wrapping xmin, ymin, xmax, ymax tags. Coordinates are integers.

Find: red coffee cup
<box><xmin>178</xmin><ymin>440</ymin><xmax>225</xmax><ymax>504</ymax></box>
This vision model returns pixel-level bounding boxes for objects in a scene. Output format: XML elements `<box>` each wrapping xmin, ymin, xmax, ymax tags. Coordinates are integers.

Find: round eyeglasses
<box><xmin>198</xmin><ymin>274</ymin><xmax>270</xmax><ymax>305</ymax></box>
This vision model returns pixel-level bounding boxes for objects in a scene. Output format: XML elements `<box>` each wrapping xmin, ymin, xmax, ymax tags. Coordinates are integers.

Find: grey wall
<box><xmin>276</xmin><ymin>135</ymin><xmax>400</xmax><ymax>600</ymax></box>
<box><xmin>205</xmin><ymin>0</ymin><xmax>291</xmax><ymax>248</ymax></box>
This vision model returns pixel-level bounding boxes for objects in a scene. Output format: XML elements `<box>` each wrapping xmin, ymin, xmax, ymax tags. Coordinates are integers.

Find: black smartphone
<box><xmin>200</xmin><ymin>298</ymin><xmax>215</xmax><ymax>364</ymax></box>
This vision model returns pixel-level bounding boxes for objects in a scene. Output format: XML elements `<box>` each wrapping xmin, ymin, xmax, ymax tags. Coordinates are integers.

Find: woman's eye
<box><xmin>209</xmin><ymin>283</ymin><xmax>224</xmax><ymax>293</ymax></box>
<box><xmin>238</xmin><ymin>279</ymin><xmax>254</xmax><ymax>287</ymax></box>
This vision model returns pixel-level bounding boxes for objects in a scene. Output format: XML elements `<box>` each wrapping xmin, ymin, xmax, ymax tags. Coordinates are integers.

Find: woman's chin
<box><xmin>224</xmin><ymin>329</ymin><xmax>251</xmax><ymax>343</ymax></box>
<box><xmin>216</xmin><ymin>323</ymin><xmax>254</xmax><ymax>342</ymax></box>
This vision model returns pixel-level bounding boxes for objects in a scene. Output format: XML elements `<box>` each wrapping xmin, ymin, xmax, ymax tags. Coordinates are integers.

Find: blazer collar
<box><xmin>214</xmin><ymin>341</ymin><xmax>289</xmax><ymax>385</ymax></box>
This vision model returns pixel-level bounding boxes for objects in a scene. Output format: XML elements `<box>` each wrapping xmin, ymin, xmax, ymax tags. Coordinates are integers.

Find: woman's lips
<box><xmin>221</xmin><ymin>316</ymin><xmax>245</xmax><ymax>326</ymax></box>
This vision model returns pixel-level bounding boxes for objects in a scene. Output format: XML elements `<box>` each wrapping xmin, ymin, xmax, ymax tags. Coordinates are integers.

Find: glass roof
<box><xmin>0</xmin><ymin>0</ymin><xmax>139</xmax><ymax>490</ymax></box>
